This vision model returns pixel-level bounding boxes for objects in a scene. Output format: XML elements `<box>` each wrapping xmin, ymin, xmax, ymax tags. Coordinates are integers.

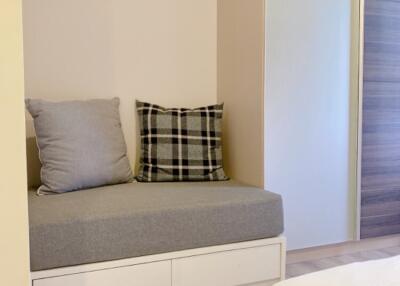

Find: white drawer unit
<box><xmin>31</xmin><ymin>237</ymin><xmax>285</xmax><ymax>286</ymax></box>
<box><xmin>33</xmin><ymin>261</ymin><xmax>171</xmax><ymax>286</ymax></box>
<box><xmin>172</xmin><ymin>244</ymin><xmax>281</xmax><ymax>286</ymax></box>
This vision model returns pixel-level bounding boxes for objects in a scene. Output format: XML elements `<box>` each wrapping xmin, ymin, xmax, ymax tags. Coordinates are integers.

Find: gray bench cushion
<box><xmin>29</xmin><ymin>181</ymin><xmax>283</xmax><ymax>271</ymax></box>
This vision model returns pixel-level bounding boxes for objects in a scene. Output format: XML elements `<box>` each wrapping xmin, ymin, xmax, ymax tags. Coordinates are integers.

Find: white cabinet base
<box><xmin>31</xmin><ymin>236</ymin><xmax>286</xmax><ymax>286</ymax></box>
<box><xmin>173</xmin><ymin>244</ymin><xmax>281</xmax><ymax>286</ymax></box>
<box><xmin>33</xmin><ymin>261</ymin><xmax>171</xmax><ymax>286</ymax></box>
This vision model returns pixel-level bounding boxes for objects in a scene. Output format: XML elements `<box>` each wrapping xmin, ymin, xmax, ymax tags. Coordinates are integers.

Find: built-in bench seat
<box><xmin>29</xmin><ymin>180</ymin><xmax>283</xmax><ymax>272</ymax></box>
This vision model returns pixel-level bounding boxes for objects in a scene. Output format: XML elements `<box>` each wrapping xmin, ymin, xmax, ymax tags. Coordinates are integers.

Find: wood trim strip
<box><xmin>356</xmin><ymin>0</ymin><xmax>365</xmax><ymax>241</ymax></box>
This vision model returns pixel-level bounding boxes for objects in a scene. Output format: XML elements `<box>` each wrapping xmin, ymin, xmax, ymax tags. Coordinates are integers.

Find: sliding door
<box><xmin>361</xmin><ymin>0</ymin><xmax>400</xmax><ymax>238</ymax></box>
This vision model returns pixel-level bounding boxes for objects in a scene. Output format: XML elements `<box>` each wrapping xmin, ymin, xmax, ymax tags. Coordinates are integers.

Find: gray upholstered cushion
<box><xmin>28</xmin><ymin>181</ymin><xmax>284</xmax><ymax>271</ymax></box>
<box><xmin>25</xmin><ymin>98</ymin><xmax>133</xmax><ymax>194</ymax></box>
<box><xmin>136</xmin><ymin>101</ymin><xmax>228</xmax><ymax>182</ymax></box>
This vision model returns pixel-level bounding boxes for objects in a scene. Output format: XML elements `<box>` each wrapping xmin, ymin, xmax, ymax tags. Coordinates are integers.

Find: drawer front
<box><xmin>172</xmin><ymin>244</ymin><xmax>282</xmax><ymax>286</ymax></box>
<box><xmin>33</xmin><ymin>260</ymin><xmax>171</xmax><ymax>286</ymax></box>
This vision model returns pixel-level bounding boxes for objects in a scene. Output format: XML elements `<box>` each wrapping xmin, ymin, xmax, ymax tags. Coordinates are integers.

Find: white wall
<box><xmin>265</xmin><ymin>0</ymin><xmax>357</xmax><ymax>250</ymax></box>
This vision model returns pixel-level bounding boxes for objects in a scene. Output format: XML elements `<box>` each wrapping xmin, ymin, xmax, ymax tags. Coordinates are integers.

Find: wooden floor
<box><xmin>286</xmin><ymin>246</ymin><xmax>400</xmax><ymax>278</ymax></box>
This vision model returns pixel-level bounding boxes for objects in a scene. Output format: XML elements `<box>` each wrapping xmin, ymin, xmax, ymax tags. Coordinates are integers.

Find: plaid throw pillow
<box><xmin>136</xmin><ymin>101</ymin><xmax>228</xmax><ymax>182</ymax></box>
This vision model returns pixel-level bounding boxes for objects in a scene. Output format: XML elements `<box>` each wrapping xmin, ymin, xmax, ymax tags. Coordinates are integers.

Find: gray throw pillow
<box><xmin>26</xmin><ymin>98</ymin><xmax>134</xmax><ymax>194</ymax></box>
<box><xmin>136</xmin><ymin>100</ymin><xmax>228</xmax><ymax>182</ymax></box>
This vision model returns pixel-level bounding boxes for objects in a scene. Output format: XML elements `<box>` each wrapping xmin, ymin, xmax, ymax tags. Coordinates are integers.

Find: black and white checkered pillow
<box><xmin>136</xmin><ymin>101</ymin><xmax>228</xmax><ymax>182</ymax></box>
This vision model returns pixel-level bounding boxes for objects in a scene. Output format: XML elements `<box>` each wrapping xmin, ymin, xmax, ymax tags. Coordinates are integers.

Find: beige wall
<box><xmin>0</xmin><ymin>0</ymin><xmax>30</xmax><ymax>284</ymax></box>
<box><xmin>23</xmin><ymin>0</ymin><xmax>217</xmax><ymax>183</ymax></box>
<box><xmin>217</xmin><ymin>0</ymin><xmax>265</xmax><ymax>187</ymax></box>
<box><xmin>23</xmin><ymin>0</ymin><xmax>266</xmax><ymax>187</ymax></box>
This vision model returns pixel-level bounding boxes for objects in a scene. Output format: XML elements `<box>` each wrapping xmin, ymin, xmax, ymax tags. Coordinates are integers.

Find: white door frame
<box><xmin>355</xmin><ymin>0</ymin><xmax>365</xmax><ymax>241</ymax></box>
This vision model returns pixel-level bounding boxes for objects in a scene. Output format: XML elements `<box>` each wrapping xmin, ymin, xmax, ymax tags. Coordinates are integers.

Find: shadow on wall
<box><xmin>26</xmin><ymin>136</ymin><xmax>41</xmax><ymax>189</ymax></box>
<box><xmin>26</xmin><ymin>112</ymin><xmax>41</xmax><ymax>188</ymax></box>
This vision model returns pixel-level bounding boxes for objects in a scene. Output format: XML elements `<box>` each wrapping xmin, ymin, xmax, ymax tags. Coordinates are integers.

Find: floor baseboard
<box><xmin>287</xmin><ymin>234</ymin><xmax>400</xmax><ymax>264</ymax></box>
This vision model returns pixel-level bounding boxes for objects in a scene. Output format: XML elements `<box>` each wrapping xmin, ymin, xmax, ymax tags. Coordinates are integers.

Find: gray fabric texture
<box><xmin>25</xmin><ymin>98</ymin><xmax>134</xmax><ymax>194</ymax></box>
<box><xmin>29</xmin><ymin>181</ymin><xmax>284</xmax><ymax>271</ymax></box>
<box><xmin>136</xmin><ymin>101</ymin><xmax>228</xmax><ymax>182</ymax></box>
